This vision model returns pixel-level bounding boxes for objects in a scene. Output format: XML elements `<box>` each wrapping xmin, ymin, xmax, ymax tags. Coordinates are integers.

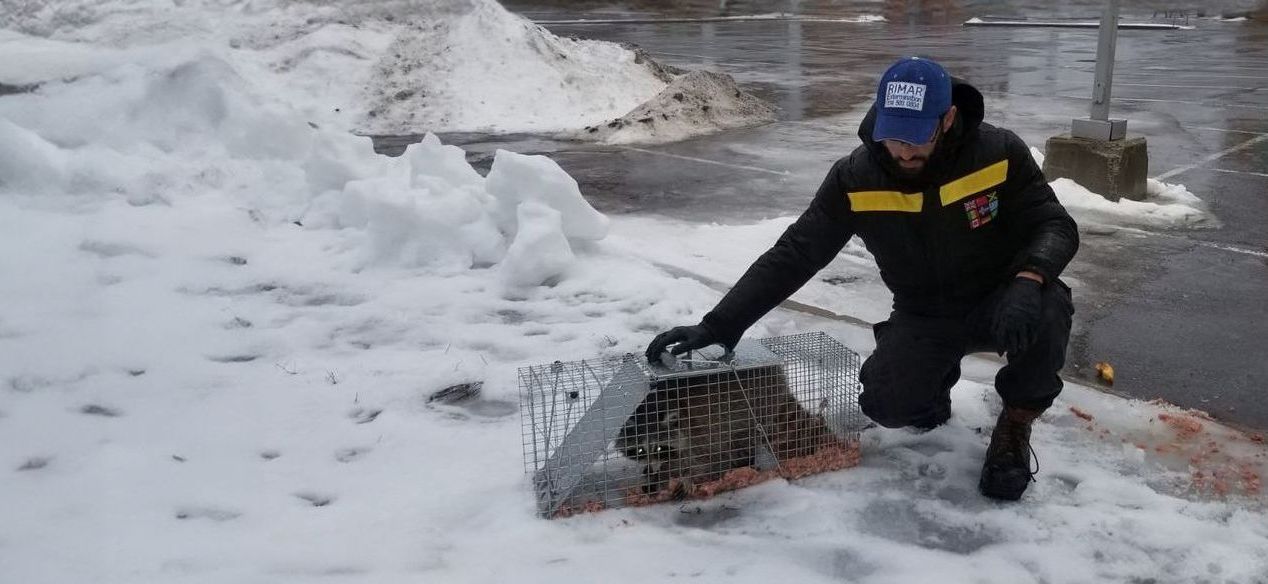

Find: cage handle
<box><xmin>652</xmin><ymin>343</ymin><xmax>734</xmax><ymax>371</ymax></box>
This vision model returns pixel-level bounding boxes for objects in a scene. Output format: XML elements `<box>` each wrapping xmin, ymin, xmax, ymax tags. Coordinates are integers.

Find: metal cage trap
<box><xmin>519</xmin><ymin>331</ymin><xmax>863</xmax><ymax>519</ymax></box>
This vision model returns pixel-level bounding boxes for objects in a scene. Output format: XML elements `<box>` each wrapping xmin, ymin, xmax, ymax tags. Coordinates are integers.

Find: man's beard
<box><xmin>883</xmin><ymin>124</ymin><xmax>947</xmax><ymax>185</ymax></box>
<box><xmin>883</xmin><ymin>149</ymin><xmax>939</xmax><ymax>185</ymax></box>
<box><xmin>893</xmin><ymin>157</ymin><xmax>930</xmax><ymax>177</ymax></box>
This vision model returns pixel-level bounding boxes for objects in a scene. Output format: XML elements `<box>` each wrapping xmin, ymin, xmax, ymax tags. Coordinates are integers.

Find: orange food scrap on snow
<box><xmin>1069</xmin><ymin>406</ymin><xmax>1095</xmax><ymax>422</ymax></box>
<box><xmin>552</xmin><ymin>499</ymin><xmax>608</xmax><ymax>519</ymax></box>
<box><xmin>777</xmin><ymin>441</ymin><xmax>862</xmax><ymax>480</ymax></box>
<box><xmin>1239</xmin><ymin>465</ymin><xmax>1262</xmax><ymax>494</ymax></box>
<box><xmin>620</xmin><ymin>441</ymin><xmax>862</xmax><ymax>509</ymax></box>
<box><xmin>1158</xmin><ymin>413</ymin><xmax>1203</xmax><ymax>439</ymax></box>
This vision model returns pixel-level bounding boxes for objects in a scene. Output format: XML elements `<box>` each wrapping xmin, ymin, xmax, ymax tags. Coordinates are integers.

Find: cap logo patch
<box><xmin>885</xmin><ymin>81</ymin><xmax>926</xmax><ymax>111</ymax></box>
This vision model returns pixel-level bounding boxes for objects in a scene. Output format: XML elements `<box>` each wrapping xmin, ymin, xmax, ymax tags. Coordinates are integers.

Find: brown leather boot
<box><xmin>978</xmin><ymin>406</ymin><xmax>1043</xmax><ymax>501</ymax></box>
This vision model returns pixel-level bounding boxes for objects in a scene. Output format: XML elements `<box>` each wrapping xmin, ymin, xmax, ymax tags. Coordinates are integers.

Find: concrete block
<box><xmin>1071</xmin><ymin>118</ymin><xmax>1127</xmax><ymax>141</ymax></box>
<box><xmin>1042</xmin><ymin>134</ymin><xmax>1149</xmax><ymax>201</ymax></box>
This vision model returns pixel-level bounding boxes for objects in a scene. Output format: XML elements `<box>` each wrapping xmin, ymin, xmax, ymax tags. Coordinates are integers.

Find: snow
<box><xmin>2</xmin><ymin>4</ymin><xmax>1267</xmax><ymax>584</ymax></box>
<box><xmin>501</xmin><ymin>201</ymin><xmax>576</xmax><ymax>287</ymax></box>
<box><xmin>0</xmin><ymin>0</ymin><xmax>670</xmax><ymax>136</ymax></box>
<box><xmin>1051</xmin><ymin>178</ymin><xmax>1213</xmax><ymax>230</ymax></box>
<box><xmin>359</xmin><ymin>0</ymin><xmax>669</xmax><ymax>135</ymax></box>
<box><xmin>580</xmin><ymin>70</ymin><xmax>779</xmax><ymax>145</ymax></box>
<box><xmin>486</xmin><ymin>149</ymin><xmax>610</xmax><ymax>242</ymax></box>
<box><xmin>1029</xmin><ymin>146</ymin><xmax>1213</xmax><ymax>231</ymax></box>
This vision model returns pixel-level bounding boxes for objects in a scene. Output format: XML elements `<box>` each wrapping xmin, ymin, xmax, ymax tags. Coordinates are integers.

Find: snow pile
<box><xmin>1</xmin><ymin>0</ymin><xmax>766</xmax><ymax>140</ymax></box>
<box><xmin>1029</xmin><ymin>146</ymin><xmax>1213</xmax><ymax>230</ymax></box>
<box><xmin>359</xmin><ymin>0</ymin><xmax>670</xmax><ymax>135</ymax></box>
<box><xmin>1051</xmin><ymin>178</ymin><xmax>1213</xmax><ymax>230</ymax></box>
<box><xmin>0</xmin><ymin>1</ymin><xmax>398</xmax><ymax>133</ymax></box>
<box><xmin>304</xmin><ymin>136</ymin><xmax>608</xmax><ymax>284</ymax></box>
<box><xmin>0</xmin><ymin>52</ymin><xmax>605</xmax><ymax>285</ymax></box>
<box><xmin>579</xmin><ymin>70</ymin><xmax>779</xmax><ymax>145</ymax></box>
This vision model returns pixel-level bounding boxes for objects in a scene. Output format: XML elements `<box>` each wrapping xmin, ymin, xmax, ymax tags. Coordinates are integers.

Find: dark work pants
<box><xmin>858</xmin><ymin>282</ymin><xmax>1075</xmax><ymax>429</ymax></box>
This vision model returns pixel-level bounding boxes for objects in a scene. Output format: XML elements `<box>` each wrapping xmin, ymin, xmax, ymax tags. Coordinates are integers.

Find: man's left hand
<box><xmin>992</xmin><ymin>276</ymin><xmax>1044</xmax><ymax>356</ymax></box>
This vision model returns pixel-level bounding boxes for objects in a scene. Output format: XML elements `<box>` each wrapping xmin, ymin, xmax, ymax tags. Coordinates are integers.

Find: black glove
<box><xmin>991</xmin><ymin>278</ymin><xmax>1043</xmax><ymax>356</ymax></box>
<box><xmin>645</xmin><ymin>324</ymin><xmax>720</xmax><ymax>364</ymax></box>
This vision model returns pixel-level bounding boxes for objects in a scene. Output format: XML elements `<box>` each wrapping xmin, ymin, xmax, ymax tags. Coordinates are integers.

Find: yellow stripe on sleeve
<box><xmin>846</xmin><ymin>190</ymin><xmax>924</xmax><ymax>213</ymax></box>
<box><xmin>939</xmin><ymin>160</ymin><xmax>1009</xmax><ymax>206</ymax></box>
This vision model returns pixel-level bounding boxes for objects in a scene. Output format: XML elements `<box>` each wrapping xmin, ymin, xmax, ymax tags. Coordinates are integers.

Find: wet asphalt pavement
<box><xmin>379</xmin><ymin>1</ymin><xmax>1268</xmax><ymax>429</ymax></box>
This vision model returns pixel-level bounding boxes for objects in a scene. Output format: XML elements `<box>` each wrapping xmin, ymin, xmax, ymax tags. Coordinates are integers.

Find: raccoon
<box><xmin>614</xmin><ymin>365</ymin><xmax>836</xmax><ymax>495</ymax></box>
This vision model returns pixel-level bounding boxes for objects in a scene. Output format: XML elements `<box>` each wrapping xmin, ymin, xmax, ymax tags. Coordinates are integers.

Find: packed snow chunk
<box><xmin>406</xmin><ymin>133</ymin><xmax>484</xmax><ymax>190</ymax></box>
<box><xmin>1051</xmin><ymin>177</ymin><xmax>1213</xmax><ymax>230</ymax></box>
<box><xmin>0</xmin><ymin>118</ymin><xmax>67</xmax><ymax>193</ymax></box>
<box><xmin>501</xmin><ymin>201</ymin><xmax>575</xmax><ymax>287</ymax></box>
<box><xmin>315</xmin><ymin>176</ymin><xmax>502</xmax><ymax>271</ymax></box>
<box><xmin>360</xmin><ymin>0</ymin><xmax>668</xmax><ymax>134</ymax></box>
<box><xmin>582</xmin><ymin>70</ymin><xmax>778</xmax><ymax>145</ymax></box>
<box><xmin>302</xmin><ymin>130</ymin><xmax>386</xmax><ymax>195</ymax></box>
<box><xmin>485</xmin><ymin>149</ymin><xmax>609</xmax><ymax>242</ymax></box>
<box><xmin>1145</xmin><ymin>177</ymin><xmax>1204</xmax><ymax>206</ymax></box>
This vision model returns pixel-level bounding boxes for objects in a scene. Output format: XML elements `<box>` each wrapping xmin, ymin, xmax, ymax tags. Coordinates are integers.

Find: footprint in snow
<box><xmin>857</xmin><ymin>498</ymin><xmax>1000</xmax><ymax>553</ymax></box>
<box><xmin>1049</xmin><ymin>472</ymin><xmax>1083</xmax><ymax>494</ymax></box>
<box><xmin>335</xmin><ymin>447</ymin><xmax>370</xmax><ymax>463</ymax></box>
<box><xmin>294</xmin><ymin>492</ymin><xmax>335</xmax><ymax>507</ymax></box>
<box><xmin>81</xmin><ymin>404</ymin><xmax>123</xmax><ymax>417</ymax></box>
<box><xmin>79</xmin><ymin>240</ymin><xmax>154</xmax><ymax>259</ymax></box>
<box><xmin>207</xmin><ymin>354</ymin><xmax>259</xmax><ymax>363</ymax></box>
<box><xmin>348</xmin><ymin>407</ymin><xmax>382</xmax><ymax>424</ymax></box>
<box><xmin>917</xmin><ymin>461</ymin><xmax>947</xmax><ymax>479</ymax></box>
<box><xmin>175</xmin><ymin>506</ymin><xmax>241</xmax><ymax>522</ymax></box>
<box><xmin>17</xmin><ymin>457</ymin><xmax>51</xmax><ymax>471</ymax></box>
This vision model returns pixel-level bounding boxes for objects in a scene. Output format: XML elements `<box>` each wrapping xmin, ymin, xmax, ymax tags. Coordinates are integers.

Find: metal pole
<box><xmin>1089</xmin><ymin>0</ymin><xmax>1121</xmax><ymax>121</ymax></box>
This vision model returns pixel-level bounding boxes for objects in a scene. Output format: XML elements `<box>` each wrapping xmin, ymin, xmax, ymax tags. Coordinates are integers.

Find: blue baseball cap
<box><xmin>873</xmin><ymin>57</ymin><xmax>952</xmax><ymax>145</ymax></box>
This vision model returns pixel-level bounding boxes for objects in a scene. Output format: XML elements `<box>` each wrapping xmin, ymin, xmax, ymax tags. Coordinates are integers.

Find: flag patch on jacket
<box><xmin>964</xmin><ymin>192</ymin><xmax>999</xmax><ymax>229</ymax></box>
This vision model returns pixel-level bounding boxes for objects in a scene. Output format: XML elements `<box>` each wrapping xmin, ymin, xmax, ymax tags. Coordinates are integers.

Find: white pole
<box><xmin>1089</xmin><ymin>0</ymin><xmax>1121</xmax><ymax>122</ymax></box>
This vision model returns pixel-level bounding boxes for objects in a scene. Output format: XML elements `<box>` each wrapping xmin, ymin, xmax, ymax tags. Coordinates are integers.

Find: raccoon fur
<box><xmin>614</xmin><ymin>364</ymin><xmax>835</xmax><ymax>495</ymax></box>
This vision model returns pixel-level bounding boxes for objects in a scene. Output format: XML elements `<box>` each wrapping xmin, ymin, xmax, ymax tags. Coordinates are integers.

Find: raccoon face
<box><xmin>616</xmin><ymin>408</ymin><xmax>682</xmax><ymax>463</ymax></box>
<box><xmin>623</xmin><ymin>442</ymin><xmax>674</xmax><ymax>463</ymax></box>
<box><xmin>622</xmin><ymin>438</ymin><xmax>679</xmax><ymax>495</ymax></box>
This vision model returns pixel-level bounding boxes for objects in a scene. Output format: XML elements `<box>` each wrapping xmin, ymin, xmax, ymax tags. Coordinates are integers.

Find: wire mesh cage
<box><xmin>520</xmin><ymin>331</ymin><xmax>863</xmax><ymax>519</ymax></box>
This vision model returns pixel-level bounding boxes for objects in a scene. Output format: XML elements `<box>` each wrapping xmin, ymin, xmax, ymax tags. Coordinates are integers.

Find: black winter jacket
<box><xmin>701</xmin><ymin>79</ymin><xmax>1079</xmax><ymax>348</ymax></box>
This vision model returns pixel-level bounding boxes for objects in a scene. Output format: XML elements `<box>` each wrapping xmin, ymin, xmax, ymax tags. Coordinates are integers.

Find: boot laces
<box><xmin>995</xmin><ymin>416</ymin><xmax>1040</xmax><ymax>480</ymax></box>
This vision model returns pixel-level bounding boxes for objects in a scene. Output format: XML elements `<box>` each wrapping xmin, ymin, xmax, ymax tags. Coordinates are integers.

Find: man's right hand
<box><xmin>645</xmin><ymin>325</ymin><xmax>720</xmax><ymax>364</ymax></box>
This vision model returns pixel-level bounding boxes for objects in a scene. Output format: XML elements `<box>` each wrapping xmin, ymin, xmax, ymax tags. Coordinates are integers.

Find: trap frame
<box><xmin>519</xmin><ymin>331</ymin><xmax>863</xmax><ymax>518</ymax></box>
